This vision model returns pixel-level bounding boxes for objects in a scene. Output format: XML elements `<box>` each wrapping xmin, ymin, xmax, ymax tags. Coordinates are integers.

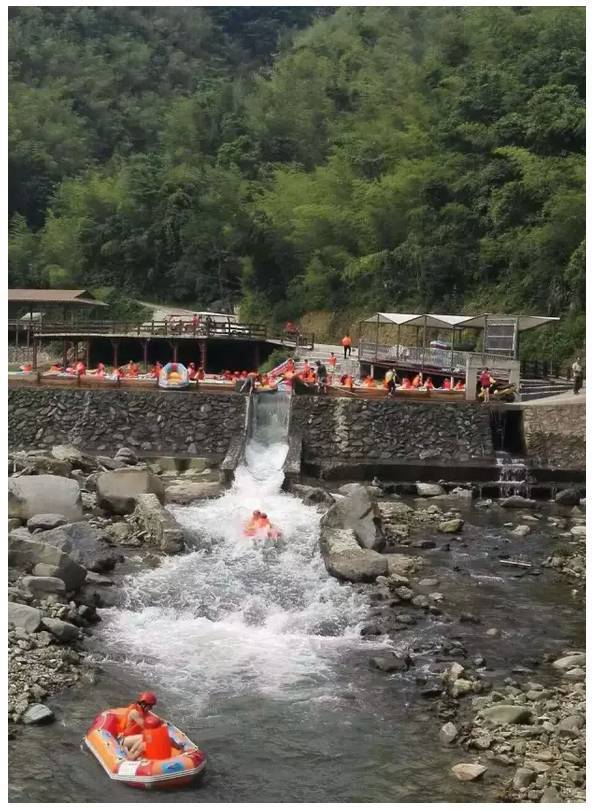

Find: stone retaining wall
<box><xmin>8</xmin><ymin>389</ymin><xmax>247</xmax><ymax>458</ymax></box>
<box><xmin>290</xmin><ymin>398</ymin><xmax>494</xmax><ymax>465</ymax></box>
<box><xmin>523</xmin><ymin>402</ymin><xmax>586</xmax><ymax>471</ymax></box>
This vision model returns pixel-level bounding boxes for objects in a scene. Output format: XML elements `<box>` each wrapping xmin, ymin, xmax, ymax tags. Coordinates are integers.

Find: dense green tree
<box><xmin>8</xmin><ymin>6</ymin><xmax>586</xmax><ymax>360</ymax></box>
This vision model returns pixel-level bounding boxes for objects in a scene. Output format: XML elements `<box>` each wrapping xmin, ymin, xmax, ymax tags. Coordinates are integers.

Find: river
<box><xmin>8</xmin><ymin>394</ymin><xmax>584</xmax><ymax>802</ymax></box>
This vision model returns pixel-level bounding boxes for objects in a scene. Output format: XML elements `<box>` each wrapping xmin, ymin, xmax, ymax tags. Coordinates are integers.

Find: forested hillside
<box><xmin>8</xmin><ymin>7</ymin><xmax>585</xmax><ymax>359</ymax></box>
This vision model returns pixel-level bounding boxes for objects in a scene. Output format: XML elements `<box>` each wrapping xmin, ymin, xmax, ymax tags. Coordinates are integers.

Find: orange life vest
<box><xmin>119</xmin><ymin>703</ymin><xmax>145</xmax><ymax>737</ymax></box>
<box><xmin>143</xmin><ymin>724</ymin><xmax>171</xmax><ymax>760</ymax></box>
<box><xmin>341</xmin><ymin>336</ymin><xmax>351</xmax><ymax>347</ymax></box>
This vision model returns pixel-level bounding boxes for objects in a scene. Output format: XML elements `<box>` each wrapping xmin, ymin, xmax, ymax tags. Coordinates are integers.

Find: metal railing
<box><xmin>26</xmin><ymin>319</ymin><xmax>269</xmax><ymax>340</ymax></box>
<box><xmin>520</xmin><ymin>360</ymin><xmax>575</xmax><ymax>380</ymax></box>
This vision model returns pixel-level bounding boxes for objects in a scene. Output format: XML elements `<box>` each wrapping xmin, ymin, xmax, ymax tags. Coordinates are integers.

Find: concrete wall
<box><xmin>290</xmin><ymin>397</ymin><xmax>494</xmax><ymax>470</ymax></box>
<box><xmin>8</xmin><ymin>389</ymin><xmax>247</xmax><ymax>458</ymax></box>
<box><xmin>523</xmin><ymin>401</ymin><xmax>586</xmax><ymax>471</ymax></box>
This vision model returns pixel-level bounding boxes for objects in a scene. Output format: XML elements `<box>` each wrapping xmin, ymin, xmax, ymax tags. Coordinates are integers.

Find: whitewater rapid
<box><xmin>98</xmin><ymin>398</ymin><xmax>374</xmax><ymax>711</ymax></box>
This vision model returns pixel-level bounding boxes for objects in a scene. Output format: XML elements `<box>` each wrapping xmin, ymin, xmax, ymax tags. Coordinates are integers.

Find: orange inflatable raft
<box><xmin>84</xmin><ymin>708</ymin><xmax>207</xmax><ymax>789</ymax></box>
<box><xmin>243</xmin><ymin>524</ymin><xmax>282</xmax><ymax>541</ymax></box>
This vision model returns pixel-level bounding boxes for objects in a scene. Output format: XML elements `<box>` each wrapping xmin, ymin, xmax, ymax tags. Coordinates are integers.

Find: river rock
<box><xmin>555</xmin><ymin>487</ymin><xmax>583</xmax><ymax>506</ymax></box>
<box><xmin>131</xmin><ymin>493</ymin><xmax>185</xmax><ymax>554</ymax></box>
<box><xmin>42</xmin><ymin>617</ymin><xmax>80</xmax><ymax>642</ymax></box>
<box><xmin>105</xmin><ymin>522</ymin><xmax>132</xmax><ymax>544</ymax></box>
<box><xmin>8</xmin><ymin>475</ymin><xmax>84</xmax><ymax>522</ymax></box>
<box><xmin>320</xmin><ymin>528</ymin><xmax>387</xmax><ymax>581</ymax></box>
<box><xmin>449</xmin><ymin>487</ymin><xmax>473</xmax><ymax>500</ymax></box>
<box><xmin>34</xmin><ymin>522</ymin><xmax>117</xmax><ymax>573</ymax></box>
<box><xmin>552</xmin><ymin>653</ymin><xmax>585</xmax><ymax>670</ymax></box>
<box><xmin>22</xmin><ymin>703</ymin><xmax>55</xmax><ymax>725</ymax></box>
<box><xmin>438</xmin><ymin>518</ymin><xmax>464</xmax><ymax>533</ymax></box>
<box><xmin>451</xmin><ymin>763</ymin><xmax>487</xmax><ymax>781</ymax></box>
<box><xmin>481</xmin><ymin>705</ymin><xmax>533</xmax><ymax>726</ymax></box>
<box><xmin>51</xmin><ymin>445</ymin><xmax>97</xmax><ymax>472</ymax></box>
<box><xmin>338</xmin><ymin>483</ymin><xmax>382</xmax><ymax>499</ymax></box>
<box><xmin>512</xmin><ymin>524</ymin><xmax>531</xmax><ymax>537</ymax></box>
<box><xmin>8</xmin><ymin>602</ymin><xmax>42</xmax><ymax>632</ymax></box>
<box><xmin>27</xmin><ymin>514</ymin><xmax>68</xmax><ymax>532</ymax></box>
<box><xmin>370</xmin><ymin>653</ymin><xmax>411</xmax><ymax>672</ymax></box>
<box><xmin>9</xmin><ymin>534</ymin><xmax>87</xmax><ymax>591</ymax></box>
<box><xmin>321</xmin><ymin>485</ymin><xmax>384</xmax><ymax>551</ymax></box>
<box><xmin>96</xmin><ymin>468</ymin><xmax>165</xmax><ymax>514</ymax></box>
<box><xmin>114</xmin><ymin>447</ymin><xmax>139</xmax><ymax>466</ymax></box>
<box><xmin>440</xmin><ymin>722</ymin><xmax>458</xmax><ymax>744</ymax></box>
<box><xmin>290</xmin><ymin>484</ymin><xmax>335</xmax><ymax>507</ymax></box>
<box><xmin>21</xmin><ymin>576</ymin><xmax>66</xmax><ymax>598</ymax></box>
<box><xmin>540</xmin><ymin>786</ymin><xmax>561</xmax><ymax>802</ymax></box>
<box><xmin>384</xmin><ymin>554</ymin><xmax>423</xmax><ymax>576</ymax></box>
<box><xmin>557</xmin><ymin>714</ymin><xmax>585</xmax><ymax>737</ymax></box>
<box><xmin>165</xmin><ymin>481</ymin><xmax>223</xmax><ymax>504</ymax></box>
<box><xmin>499</xmin><ymin>495</ymin><xmax>537</xmax><ymax>509</ymax></box>
<box><xmin>512</xmin><ymin>767</ymin><xmax>536</xmax><ymax>789</ymax></box>
<box><xmin>569</xmin><ymin>525</ymin><xmax>586</xmax><ymax>539</ymax></box>
<box><xmin>416</xmin><ymin>483</ymin><xmax>445</xmax><ymax>497</ymax></box>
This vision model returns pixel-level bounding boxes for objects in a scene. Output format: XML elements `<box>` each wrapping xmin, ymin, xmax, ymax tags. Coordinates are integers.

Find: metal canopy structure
<box><xmin>362</xmin><ymin>312</ymin><xmax>559</xmax><ymax>332</ymax></box>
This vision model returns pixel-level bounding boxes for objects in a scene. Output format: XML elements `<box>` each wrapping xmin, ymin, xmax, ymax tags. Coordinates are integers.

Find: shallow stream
<box><xmin>8</xmin><ymin>394</ymin><xmax>584</xmax><ymax>802</ymax></box>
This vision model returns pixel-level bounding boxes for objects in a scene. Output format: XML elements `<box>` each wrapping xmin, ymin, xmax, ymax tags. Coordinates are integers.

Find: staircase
<box><xmin>520</xmin><ymin>377</ymin><xmax>573</xmax><ymax>402</ymax></box>
<box><xmin>295</xmin><ymin>345</ymin><xmax>359</xmax><ymax>382</ymax></box>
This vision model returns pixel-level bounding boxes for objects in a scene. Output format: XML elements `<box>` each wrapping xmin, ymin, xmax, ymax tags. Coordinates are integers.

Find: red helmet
<box><xmin>144</xmin><ymin>714</ymin><xmax>161</xmax><ymax>729</ymax></box>
<box><xmin>138</xmin><ymin>691</ymin><xmax>157</xmax><ymax>706</ymax></box>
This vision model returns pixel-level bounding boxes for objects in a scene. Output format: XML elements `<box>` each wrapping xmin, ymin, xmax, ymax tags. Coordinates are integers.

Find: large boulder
<box><xmin>552</xmin><ymin>653</ymin><xmax>586</xmax><ymax>670</ymax></box>
<box><xmin>131</xmin><ymin>494</ymin><xmax>184</xmax><ymax>554</ymax></box>
<box><xmin>21</xmin><ymin>576</ymin><xmax>66</xmax><ymax>599</ymax></box>
<box><xmin>321</xmin><ymin>484</ymin><xmax>384</xmax><ymax>551</ymax></box>
<box><xmin>555</xmin><ymin>487</ymin><xmax>584</xmax><ymax>507</ymax></box>
<box><xmin>33</xmin><ymin>522</ymin><xmax>117</xmax><ymax>573</ymax></box>
<box><xmin>42</xmin><ymin>617</ymin><xmax>80</xmax><ymax>642</ymax></box>
<box><xmin>165</xmin><ymin>481</ymin><xmax>223</xmax><ymax>505</ymax></box>
<box><xmin>11</xmin><ymin>452</ymin><xmax>72</xmax><ymax>477</ymax></box>
<box><xmin>27</xmin><ymin>514</ymin><xmax>67</xmax><ymax>532</ymax></box>
<box><xmin>8</xmin><ymin>475</ymin><xmax>83</xmax><ymax>522</ymax></box>
<box><xmin>8</xmin><ymin>534</ymin><xmax>87</xmax><ymax>591</ymax></box>
<box><xmin>8</xmin><ymin>602</ymin><xmax>42</xmax><ymax>633</ymax></box>
<box><xmin>320</xmin><ymin>527</ymin><xmax>387</xmax><ymax>582</ymax></box>
<box><xmin>451</xmin><ymin>763</ymin><xmax>487</xmax><ymax>782</ymax></box>
<box><xmin>96</xmin><ymin>468</ymin><xmax>165</xmax><ymax>514</ymax></box>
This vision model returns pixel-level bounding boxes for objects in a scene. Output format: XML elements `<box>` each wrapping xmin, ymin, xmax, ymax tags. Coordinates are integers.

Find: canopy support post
<box><xmin>374</xmin><ymin>314</ymin><xmax>379</xmax><ymax>363</ymax></box>
<box><xmin>143</xmin><ymin>339</ymin><xmax>149</xmax><ymax>373</ymax></box>
<box><xmin>396</xmin><ymin>324</ymin><xmax>400</xmax><ymax>362</ymax></box>
<box><xmin>451</xmin><ymin>326</ymin><xmax>455</xmax><ymax>373</ymax></box>
<box><xmin>421</xmin><ymin>315</ymin><xmax>427</xmax><ymax>379</ymax></box>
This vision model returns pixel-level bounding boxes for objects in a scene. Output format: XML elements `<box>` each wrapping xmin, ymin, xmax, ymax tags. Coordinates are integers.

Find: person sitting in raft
<box><xmin>424</xmin><ymin>376</ymin><xmax>435</xmax><ymax>390</ymax></box>
<box><xmin>20</xmin><ymin>362</ymin><xmax>33</xmax><ymax>373</ymax></box>
<box><xmin>196</xmin><ymin>366</ymin><xmax>205</xmax><ymax>381</ymax></box>
<box><xmin>363</xmin><ymin>375</ymin><xmax>375</xmax><ymax>387</ymax></box>
<box><xmin>244</xmin><ymin>510</ymin><xmax>262</xmax><ymax>534</ymax></box>
<box><xmin>117</xmin><ymin>691</ymin><xmax>159</xmax><ymax>761</ymax></box>
<box><xmin>441</xmin><ymin>377</ymin><xmax>452</xmax><ymax>390</ymax></box>
<box><xmin>142</xmin><ymin>715</ymin><xmax>183</xmax><ymax>760</ymax></box>
<box><xmin>400</xmin><ymin>376</ymin><xmax>412</xmax><ymax>389</ymax></box>
<box><xmin>286</xmin><ymin>358</ymin><xmax>295</xmax><ymax>373</ymax></box>
<box><xmin>411</xmin><ymin>373</ymin><xmax>422</xmax><ymax>388</ymax></box>
<box><xmin>187</xmin><ymin>362</ymin><xmax>197</xmax><ymax>381</ymax></box>
<box><xmin>454</xmin><ymin>379</ymin><xmax>465</xmax><ymax>391</ymax></box>
<box><xmin>76</xmin><ymin>360</ymin><xmax>87</xmax><ymax>375</ymax></box>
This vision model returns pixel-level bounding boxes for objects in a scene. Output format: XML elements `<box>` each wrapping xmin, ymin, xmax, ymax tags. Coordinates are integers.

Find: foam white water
<box><xmin>99</xmin><ymin>396</ymin><xmax>374</xmax><ymax>709</ymax></box>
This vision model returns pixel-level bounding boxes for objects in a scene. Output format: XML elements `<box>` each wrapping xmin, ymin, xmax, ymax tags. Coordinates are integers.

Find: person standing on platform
<box><xmin>341</xmin><ymin>334</ymin><xmax>352</xmax><ymax>359</ymax></box>
<box><xmin>572</xmin><ymin>356</ymin><xmax>583</xmax><ymax>394</ymax></box>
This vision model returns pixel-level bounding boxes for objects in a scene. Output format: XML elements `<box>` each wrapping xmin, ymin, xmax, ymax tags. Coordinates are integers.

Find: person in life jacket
<box><xmin>256</xmin><ymin>513</ymin><xmax>272</xmax><ymax>530</ymax></box>
<box><xmin>244</xmin><ymin>510</ymin><xmax>261</xmax><ymax>534</ymax></box>
<box><xmin>401</xmin><ymin>376</ymin><xmax>412</xmax><ymax>389</ymax></box>
<box><xmin>341</xmin><ymin>334</ymin><xmax>352</xmax><ymax>359</ymax></box>
<box><xmin>196</xmin><ymin>366</ymin><xmax>205</xmax><ymax>381</ymax></box>
<box><xmin>424</xmin><ymin>376</ymin><xmax>435</xmax><ymax>390</ymax></box>
<box><xmin>441</xmin><ymin>377</ymin><xmax>452</xmax><ymax>390</ymax></box>
<box><xmin>328</xmin><ymin>352</ymin><xmax>337</xmax><ymax>370</ymax></box>
<box><xmin>411</xmin><ymin>373</ymin><xmax>422</xmax><ymax>388</ymax></box>
<box><xmin>118</xmin><ymin>691</ymin><xmax>159</xmax><ymax>760</ymax></box>
<box><xmin>142</xmin><ymin>715</ymin><xmax>183</xmax><ymax>760</ymax></box>
<box><xmin>187</xmin><ymin>362</ymin><xmax>197</xmax><ymax>381</ymax></box>
<box><xmin>454</xmin><ymin>379</ymin><xmax>465</xmax><ymax>391</ymax></box>
<box><xmin>479</xmin><ymin>367</ymin><xmax>494</xmax><ymax>403</ymax></box>
<box><xmin>76</xmin><ymin>360</ymin><xmax>86</xmax><ymax>376</ymax></box>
